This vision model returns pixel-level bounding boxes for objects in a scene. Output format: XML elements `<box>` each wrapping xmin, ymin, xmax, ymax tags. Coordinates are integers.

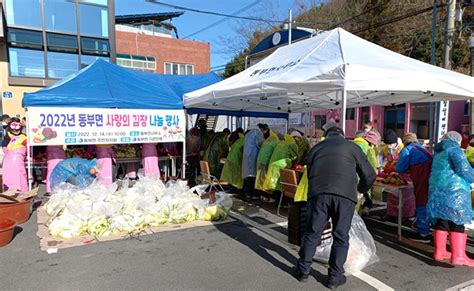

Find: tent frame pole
<box><xmin>341</xmin><ymin>89</ymin><xmax>347</xmax><ymax>135</ymax></box>
<box><xmin>182</xmin><ymin>113</ymin><xmax>188</xmax><ymax>179</ymax></box>
<box><xmin>26</xmin><ymin>108</ymin><xmax>33</xmax><ymax>191</ymax></box>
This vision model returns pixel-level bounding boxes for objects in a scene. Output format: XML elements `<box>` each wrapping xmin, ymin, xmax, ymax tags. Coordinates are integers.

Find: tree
<box><xmin>222</xmin><ymin>0</ymin><xmax>474</xmax><ymax>77</ymax></box>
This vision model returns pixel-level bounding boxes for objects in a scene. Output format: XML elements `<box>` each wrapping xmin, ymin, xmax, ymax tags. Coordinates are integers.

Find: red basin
<box><xmin>0</xmin><ymin>198</ymin><xmax>33</xmax><ymax>224</ymax></box>
<box><xmin>0</xmin><ymin>218</ymin><xmax>16</xmax><ymax>247</ymax></box>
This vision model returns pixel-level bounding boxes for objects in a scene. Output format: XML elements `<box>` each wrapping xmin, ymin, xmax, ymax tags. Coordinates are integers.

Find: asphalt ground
<box><xmin>0</xmin><ymin>191</ymin><xmax>473</xmax><ymax>290</ymax></box>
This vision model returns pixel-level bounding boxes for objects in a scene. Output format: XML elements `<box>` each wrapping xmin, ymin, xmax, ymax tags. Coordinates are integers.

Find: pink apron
<box><xmin>3</xmin><ymin>146</ymin><xmax>28</xmax><ymax>192</ymax></box>
<box><xmin>96</xmin><ymin>146</ymin><xmax>116</xmax><ymax>186</ymax></box>
<box><xmin>46</xmin><ymin>146</ymin><xmax>66</xmax><ymax>193</ymax></box>
<box><xmin>142</xmin><ymin>143</ymin><xmax>160</xmax><ymax>178</ymax></box>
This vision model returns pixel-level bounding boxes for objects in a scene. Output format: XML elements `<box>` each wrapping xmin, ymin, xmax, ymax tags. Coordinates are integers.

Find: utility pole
<box><xmin>469</xmin><ymin>28</ymin><xmax>474</xmax><ymax>133</ymax></box>
<box><xmin>436</xmin><ymin>0</ymin><xmax>457</xmax><ymax>142</ymax></box>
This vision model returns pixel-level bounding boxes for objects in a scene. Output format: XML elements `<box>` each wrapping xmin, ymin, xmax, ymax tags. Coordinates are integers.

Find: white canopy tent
<box><xmin>184</xmin><ymin>28</ymin><xmax>474</xmax><ymax>131</ymax></box>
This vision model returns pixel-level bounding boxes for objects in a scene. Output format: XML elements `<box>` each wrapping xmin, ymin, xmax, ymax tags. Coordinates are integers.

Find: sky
<box><xmin>115</xmin><ymin>0</ymin><xmax>317</xmax><ymax>71</ymax></box>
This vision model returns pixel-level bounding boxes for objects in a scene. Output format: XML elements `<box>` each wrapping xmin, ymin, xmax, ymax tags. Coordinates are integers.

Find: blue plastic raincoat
<box><xmin>50</xmin><ymin>158</ymin><xmax>97</xmax><ymax>190</ymax></box>
<box><xmin>428</xmin><ymin>140</ymin><xmax>474</xmax><ymax>225</ymax></box>
<box><xmin>241</xmin><ymin>129</ymin><xmax>264</xmax><ymax>178</ymax></box>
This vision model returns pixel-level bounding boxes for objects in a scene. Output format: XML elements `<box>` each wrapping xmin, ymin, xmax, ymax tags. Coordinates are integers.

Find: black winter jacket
<box><xmin>304</xmin><ymin>135</ymin><xmax>376</xmax><ymax>203</ymax></box>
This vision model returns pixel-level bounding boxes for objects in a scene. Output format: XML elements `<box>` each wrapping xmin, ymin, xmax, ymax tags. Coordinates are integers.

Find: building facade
<box><xmin>115</xmin><ymin>13</ymin><xmax>210</xmax><ymax>75</ymax></box>
<box><xmin>0</xmin><ymin>0</ymin><xmax>115</xmax><ymax>116</ymax></box>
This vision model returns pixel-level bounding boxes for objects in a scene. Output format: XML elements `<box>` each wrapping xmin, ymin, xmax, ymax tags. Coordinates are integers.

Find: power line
<box><xmin>146</xmin><ymin>0</ymin><xmax>290</xmax><ymax>24</ymax></box>
<box><xmin>215</xmin><ymin>4</ymin><xmax>445</xmax><ymax>73</ymax></box>
<box><xmin>146</xmin><ymin>0</ymin><xmax>332</xmax><ymax>25</ymax></box>
<box><xmin>353</xmin><ymin>4</ymin><xmax>445</xmax><ymax>34</ymax></box>
<box><xmin>183</xmin><ymin>0</ymin><xmax>263</xmax><ymax>39</ymax></box>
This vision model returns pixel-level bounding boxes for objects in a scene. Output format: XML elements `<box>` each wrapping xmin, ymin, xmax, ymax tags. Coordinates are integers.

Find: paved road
<box><xmin>0</xmin><ymin>195</ymin><xmax>473</xmax><ymax>290</ymax></box>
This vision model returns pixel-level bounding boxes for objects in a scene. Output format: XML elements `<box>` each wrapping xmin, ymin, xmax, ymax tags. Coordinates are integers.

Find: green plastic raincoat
<box><xmin>255</xmin><ymin>138</ymin><xmax>278</xmax><ymax>190</ymax></box>
<box><xmin>297</xmin><ymin>136</ymin><xmax>310</xmax><ymax>164</ymax></box>
<box><xmin>221</xmin><ymin>134</ymin><xmax>245</xmax><ymax>189</ymax></box>
<box><xmin>204</xmin><ymin>132</ymin><xmax>229</xmax><ymax>176</ymax></box>
<box><xmin>263</xmin><ymin>137</ymin><xmax>298</xmax><ymax>192</ymax></box>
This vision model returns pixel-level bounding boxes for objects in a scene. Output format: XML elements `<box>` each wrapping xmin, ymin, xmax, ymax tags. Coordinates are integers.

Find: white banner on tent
<box><xmin>26</xmin><ymin>107</ymin><xmax>186</xmax><ymax>146</ymax></box>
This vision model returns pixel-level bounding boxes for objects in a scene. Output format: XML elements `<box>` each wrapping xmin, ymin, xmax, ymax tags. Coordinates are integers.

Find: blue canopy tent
<box><xmin>22</xmin><ymin>59</ymin><xmax>222</xmax><ymax>187</ymax></box>
<box><xmin>23</xmin><ymin>59</ymin><xmax>221</xmax><ymax>109</ymax></box>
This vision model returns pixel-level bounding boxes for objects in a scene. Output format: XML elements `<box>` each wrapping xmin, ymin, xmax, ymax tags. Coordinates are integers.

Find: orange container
<box><xmin>0</xmin><ymin>198</ymin><xmax>33</xmax><ymax>224</ymax></box>
<box><xmin>0</xmin><ymin>218</ymin><xmax>16</xmax><ymax>247</ymax></box>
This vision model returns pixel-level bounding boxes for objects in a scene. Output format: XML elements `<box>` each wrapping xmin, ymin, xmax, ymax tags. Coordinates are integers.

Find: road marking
<box><xmin>352</xmin><ymin>271</ymin><xmax>394</xmax><ymax>291</ymax></box>
<box><xmin>275</xmin><ymin>221</ymin><xmax>288</xmax><ymax>227</ymax></box>
<box><xmin>446</xmin><ymin>279</ymin><xmax>474</xmax><ymax>291</ymax></box>
<box><xmin>229</xmin><ymin>210</ymin><xmax>395</xmax><ymax>291</ymax></box>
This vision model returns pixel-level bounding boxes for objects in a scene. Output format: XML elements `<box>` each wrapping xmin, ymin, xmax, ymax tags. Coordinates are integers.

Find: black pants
<box><xmin>243</xmin><ymin>177</ymin><xmax>257</xmax><ymax>198</ymax></box>
<box><xmin>298</xmin><ymin>194</ymin><xmax>355</xmax><ymax>282</ymax></box>
<box><xmin>434</xmin><ymin>219</ymin><xmax>465</xmax><ymax>233</ymax></box>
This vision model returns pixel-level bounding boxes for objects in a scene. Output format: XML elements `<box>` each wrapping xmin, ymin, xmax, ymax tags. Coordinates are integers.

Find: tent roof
<box><xmin>23</xmin><ymin>60</ymin><xmax>221</xmax><ymax>110</ymax></box>
<box><xmin>184</xmin><ymin>28</ymin><xmax>474</xmax><ymax>114</ymax></box>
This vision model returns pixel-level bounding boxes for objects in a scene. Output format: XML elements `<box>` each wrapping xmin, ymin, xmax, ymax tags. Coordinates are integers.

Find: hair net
<box><xmin>402</xmin><ymin>133</ymin><xmax>417</xmax><ymax>145</ymax></box>
<box><xmin>363</xmin><ymin>131</ymin><xmax>379</xmax><ymax>146</ymax></box>
<box><xmin>442</xmin><ymin>131</ymin><xmax>462</xmax><ymax>145</ymax></box>
<box><xmin>322</xmin><ymin>119</ymin><xmax>337</xmax><ymax>132</ymax></box>
<box><xmin>290</xmin><ymin>131</ymin><xmax>302</xmax><ymax>138</ymax></box>
<box><xmin>355</xmin><ymin>130</ymin><xmax>365</xmax><ymax>138</ymax></box>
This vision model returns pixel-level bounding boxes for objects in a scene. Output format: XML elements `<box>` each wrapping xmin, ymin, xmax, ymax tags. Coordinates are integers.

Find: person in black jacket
<box><xmin>295</xmin><ymin>127</ymin><xmax>376</xmax><ymax>289</ymax></box>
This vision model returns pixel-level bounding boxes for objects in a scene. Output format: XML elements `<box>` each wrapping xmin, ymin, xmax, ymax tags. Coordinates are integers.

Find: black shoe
<box><xmin>408</xmin><ymin>232</ymin><xmax>432</xmax><ymax>243</ymax></box>
<box><xmin>327</xmin><ymin>276</ymin><xmax>347</xmax><ymax>289</ymax></box>
<box><xmin>294</xmin><ymin>268</ymin><xmax>308</xmax><ymax>282</ymax></box>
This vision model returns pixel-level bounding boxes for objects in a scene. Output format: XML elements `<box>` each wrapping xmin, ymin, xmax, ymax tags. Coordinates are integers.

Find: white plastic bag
<box><xmin>313</xmin><ymin>214</ymin><xmax>378</xmax><ymax>274</ymax></box>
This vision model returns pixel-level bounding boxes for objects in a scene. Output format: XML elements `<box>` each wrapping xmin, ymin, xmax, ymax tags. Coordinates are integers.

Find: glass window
<box><xmin>5</xmin><ymin>0</ymin><xmax>42</xmax><ymax>29</ymax></box>
<box><xmin>172</xmin><ymin>64</ymin><xmax>178</xmax><ymax>75</ymax></box>
<box><xmin>8</xmin><ymin>48</ymin><xmax>45</xmax><ymax>78</ymax></box>
<box><xmin>47</xmin><ymin>33</ymin><xmax>78</xmax><ymax>53</ymax></box>
<box><xmin>81</xmin><ymin>37</ymin><xmax>109</xmax><ymax>55</ymax></box>
<box><xmin>8</xmin><ymin>29</ymin><xmax>43</xmax><ymax>49</ymax></box>
<box><xmin>132</xmin><ymin>60</ymin><xmax>145</xmax><ymax>69</ymax></box>
<box><xmin>346</xmin><ymin>108</ymin><xmax>355</xmax><ymax>120</ymax></box>
<box><xmin>79</xmin><ymin>3</ymin><xmax>109</xmax><ymax>37</ymax></box>
<box><xmin>186</xmin><ymin>65</ymin><xmax>193</xmax><ymax>75</ymax></box>
<box><xmin>81</xmin><ymin>55</ymin><xmax>108</xmax><ymax>68</ymax></box>
<box><xmin>44</xmin><ymin>0</ymin><xmax>77</xmax><ymax>33</ymax></box>
<box><xmin>78</xmin><ymin>0</ymin><xmax>108</xmax><ymax>5</ymax></box>
<box><xmin>179</xmin><ymin>64</ymin><xmax>186</xmax><ymax>75</ymax></box>
<box><xmin>165</xmin><ymin>63</ymin><xmax>172</xmax><ymax>74</ymax></box>
<box><xmin>47</xmin><ymin>52</ymin><xmax>79</xmax><ymax>79</ymax></box>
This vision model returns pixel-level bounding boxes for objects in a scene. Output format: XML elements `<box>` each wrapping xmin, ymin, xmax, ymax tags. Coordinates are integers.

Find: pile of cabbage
<box><xmin>44</xmin><ymin>177</ymin><xmax>232</xmax><ymax>239</ymax></box>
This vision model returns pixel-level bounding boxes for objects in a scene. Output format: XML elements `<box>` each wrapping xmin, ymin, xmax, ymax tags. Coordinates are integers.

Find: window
<box><xmin>81</xmin><ymin>55</ymin><xmax>107</xmax><ymax>69</ymax></box>
<box><xmin>44</xmin><ymin>0</ymin><xmax>77</xmax><ymax>33</ymax></box>
<box><xmin>9</xmin><ymin>48</ymin><xmax>45</xmax><ymax>78</ymax></box>
<box><xmin>5</xmin><ymin>0</ymin><xmax>42</xmax><ymax>29</ymax></box>
<box><xmin>79</xmin><ymin>3</ymin><xmax>109</xmax><ymax>37</ymax></box>
<box><xmin>164</xmin><ymin>62</ymin><xmax>194</xmax><ymax>75</ymax></box>
<box><xmin>78</xmin><ymin>0</ymin><xmax>108</xmax><ymax>5</ymax></box>
<box><xmin>8</xmin><ymin>29</ymin><xmax>43</xmax><ymax>49</ymax></box>
<box><xmin>186</xmin><ymin>64</ymin><xmax>193</xmax><ymax>75</ymax></box>
<box><xmin>47</xmin><ymin>33</ymin><xmax>78</xmax><ymax>53</ymax></box>
<box><xmin>346</xmin><ymin>108</ymin><xmax>355</xmax><ymax>120</ymax></box>
<box><xmin>47</xmin><ymin>52</ymin><xmax>79</xmax><ymax>79</ymax></box>
<box><xmin>81</xmin><ymin>55</ymin><xmax>108</xmax><ymax>68</ymax></box>
<box><xmin>117</xmin><ymin>54</ymin><xmax>156</xmax><ymax>72</ymax></box>
<box><xmin>165</xmin><ymin>63</ymin><xmax>172</xmax><ymax>74</ymax></box>
<box><xmin>81</xmin><ymin>37</ymin><xmax>109</xmax><ymax>56</ymax></box>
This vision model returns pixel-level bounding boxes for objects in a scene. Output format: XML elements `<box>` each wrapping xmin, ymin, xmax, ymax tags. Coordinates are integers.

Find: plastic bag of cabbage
<box><xmin>44</xmin><ymin>177</ymin><xmax>232</xmax><ymax>239</ymax></box>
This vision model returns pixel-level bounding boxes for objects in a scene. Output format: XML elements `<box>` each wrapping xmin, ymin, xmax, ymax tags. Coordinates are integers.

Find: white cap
<box><xmin>290</xmin><ymin>131</ymin><xmax>302</xmax><ymax>138</ymax></box>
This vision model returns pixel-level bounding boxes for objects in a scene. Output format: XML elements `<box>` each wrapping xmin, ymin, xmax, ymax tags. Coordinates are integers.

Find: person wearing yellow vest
<box><xmin>2</xmin><ymin>119</ymin><xmax>28</xmax><ymax>191</ymax></box>
<box><xmin>465</xmin><ymin>135</ymin><xmax>474</xmax><ymax>167</ymax></box>
<box><xmin>353</xmin><ymin>130</ymin><xmax>378</xmax><ymax>214</ymax></box>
